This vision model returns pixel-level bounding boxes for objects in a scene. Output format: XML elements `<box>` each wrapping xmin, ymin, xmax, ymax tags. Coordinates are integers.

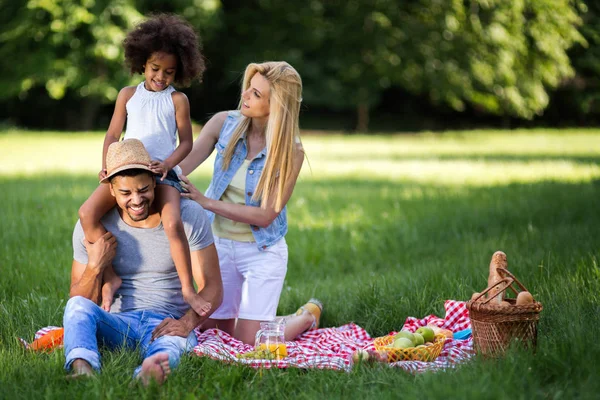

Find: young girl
<box><xmin>178</xmin><ymin>61</ymin><xmax>322</xmax><ymax>345</ymax></box>
<box><xmin>79</xmin><ymin>14</ymin><xmax>211</xmax><ymax>316</ymax></box>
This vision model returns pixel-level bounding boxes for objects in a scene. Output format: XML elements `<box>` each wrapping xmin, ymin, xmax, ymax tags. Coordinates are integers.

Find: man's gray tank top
<box><xmin>72</xmin><ymin>199</ymin><xmax>213</xmax><ymax>318</ymax></box>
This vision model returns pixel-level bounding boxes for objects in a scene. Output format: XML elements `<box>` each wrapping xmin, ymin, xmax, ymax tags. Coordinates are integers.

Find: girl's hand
<box><xmin>149</xmin><ymin>160</ymin><xmax>168</xmax><ymax>180</ymax></box>
<box><xmin>179</xmin><ymin>174</ymin><xmax>208</xmax><ymax>206</ymax></box>
<box><xmin>98</xmin><ymin>168</ymin><xmax>108</xmax><ymax>181</ymax></box>
<box><xmin>84</xmin><ymin>232</ymin><xmax>117</xmax><ymax>273</ymax></box>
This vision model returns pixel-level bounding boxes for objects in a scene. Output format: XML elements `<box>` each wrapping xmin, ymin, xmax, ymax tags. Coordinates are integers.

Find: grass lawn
<box><xmin>1</xmin><ymin>128</ymin><xmax>599</xmax><ymax>399</ymax></box>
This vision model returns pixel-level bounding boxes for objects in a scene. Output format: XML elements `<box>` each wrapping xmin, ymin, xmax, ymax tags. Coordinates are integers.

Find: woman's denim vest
<box><xmin>204</xmin><ymin>111</ymin><xmax>288</xmax><ymax>251</ymax></box>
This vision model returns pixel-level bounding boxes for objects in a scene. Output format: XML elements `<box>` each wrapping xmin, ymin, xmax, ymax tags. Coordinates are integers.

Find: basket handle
<box><xmin>471</xmin><ymin>277</ymin><xmax>513</xmax><ymax>304</ymax></box>
<box><xmin>496</xmin><ymin>268</ymin><xmax>530</xmax><ymax>295</ymax></box>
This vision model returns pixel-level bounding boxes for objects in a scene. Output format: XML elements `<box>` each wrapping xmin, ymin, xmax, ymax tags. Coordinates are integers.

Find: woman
<box><xmin>179</xmin><ymin>61</ymin><xmax>321</xmax><ymax>345</ymax></box>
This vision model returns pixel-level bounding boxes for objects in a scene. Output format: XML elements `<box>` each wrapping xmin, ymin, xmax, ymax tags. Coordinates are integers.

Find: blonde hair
<box><xmin>222</xmin><ymin>61</ymin><xmax>303</xmax><ymax>212</ymax></box>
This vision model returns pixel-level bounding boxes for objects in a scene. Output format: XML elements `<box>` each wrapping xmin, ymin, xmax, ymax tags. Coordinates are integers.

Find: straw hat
<box><xmin>100</xmin><ymin>139</ymin><xmax>153</xmax><ymax>183</ymax></box>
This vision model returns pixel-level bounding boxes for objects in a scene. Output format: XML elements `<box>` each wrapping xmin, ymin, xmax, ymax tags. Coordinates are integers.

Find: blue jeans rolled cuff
<box><xmin>64</xmin><ymin>347</ymin><xmax>101</xmax><ymax>371</ymax></box>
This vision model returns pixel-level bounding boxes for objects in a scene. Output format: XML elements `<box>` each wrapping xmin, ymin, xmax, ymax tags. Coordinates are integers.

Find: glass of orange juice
<box><xmin>255</xmin><ymin>320</ymin><xmax>287</xmax><ymax>359</ymax></box>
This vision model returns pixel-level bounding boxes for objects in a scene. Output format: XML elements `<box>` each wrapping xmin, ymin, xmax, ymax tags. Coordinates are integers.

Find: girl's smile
<box><xmin>143</xmin><ymin>52</ymin><xmax>178</xmax><ymax>92</ymax></box>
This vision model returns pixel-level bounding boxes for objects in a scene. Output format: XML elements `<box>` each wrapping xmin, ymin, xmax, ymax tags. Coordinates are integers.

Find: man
<box><xmin>63</xmin><ymin>138</ymin><xmax>222</xmax><ymax>385</ymax></box>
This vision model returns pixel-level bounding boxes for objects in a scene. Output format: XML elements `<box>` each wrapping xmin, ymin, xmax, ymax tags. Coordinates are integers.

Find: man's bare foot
<box><xmin>66</xmin><ymin>359</ymin><xmax>95</xmax><ymax>380</ymax></box>
<box><xmin>138</xmin><ymin>353</ymin><xmax>171</xmax><ymax>386</ymax></box>
<box><xmin>184</xmin><ymin>291</ymin><xmax>212</xmax><ymax>317</ymax></box>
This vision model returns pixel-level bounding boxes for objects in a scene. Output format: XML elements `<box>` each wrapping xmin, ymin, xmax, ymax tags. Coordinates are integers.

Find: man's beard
<box><xmin>126</xmin><ymin>202</ymin><xmax>150</xmax><ymax>221</ymax></box>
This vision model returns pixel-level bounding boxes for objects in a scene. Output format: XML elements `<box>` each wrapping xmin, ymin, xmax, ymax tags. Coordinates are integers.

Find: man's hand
<box><xmin>84</xmin><ymin>231</ymin><xmax>117</xmax><ymax>273</ymax></box>
<box><xmin>151</xmin><ymin>317</ymin><xmax>194</xmax><ymax>341</ymax></box>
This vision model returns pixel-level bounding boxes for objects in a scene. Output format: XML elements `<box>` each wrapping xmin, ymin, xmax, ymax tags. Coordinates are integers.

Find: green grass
<box><xmin>1</xmin><ymin>128</ymin><xmax>599</xmax><ymax>399</ymax></box>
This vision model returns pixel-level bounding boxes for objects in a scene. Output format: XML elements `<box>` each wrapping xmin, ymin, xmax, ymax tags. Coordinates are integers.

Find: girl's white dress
<box><xmin>124</xmin><ymin>81</ymin><xmax>181</xmax><ymax>174</ymax></box>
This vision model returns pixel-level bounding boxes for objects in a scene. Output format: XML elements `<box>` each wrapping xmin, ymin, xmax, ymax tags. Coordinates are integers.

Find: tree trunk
<box><xmin>79</xmin><ymin>97</ymin><xmax>102</xmax><ymax>131</ymax></box>
<box><xmin>356</xmin><ymin>102</ymin><xmax>369</xmax><ymax>132</ymax></box>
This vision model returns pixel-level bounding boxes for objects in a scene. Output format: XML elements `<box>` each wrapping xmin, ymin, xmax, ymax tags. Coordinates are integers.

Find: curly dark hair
<box><xmin>124</xmin><ymin>14</ymin><xmax>205</xmax><ymax>87</ymax></box>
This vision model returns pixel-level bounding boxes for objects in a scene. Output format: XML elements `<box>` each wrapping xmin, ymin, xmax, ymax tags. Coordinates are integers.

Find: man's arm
<box><xmin>151</xmin><ymin>243</ymin><xmax>223</xmax><ymax>339</ymax></box>
<box><xmin>69</xmin><ymin>232</ymin><xmax>117</xmax><ymax>303</ymax></box>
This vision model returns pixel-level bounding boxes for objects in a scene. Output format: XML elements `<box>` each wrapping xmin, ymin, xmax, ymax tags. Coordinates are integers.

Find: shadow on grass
<box><xmin>320</xmin><ymin>153</ymin><xmax>600</xmax><ymax>165</ymax></box>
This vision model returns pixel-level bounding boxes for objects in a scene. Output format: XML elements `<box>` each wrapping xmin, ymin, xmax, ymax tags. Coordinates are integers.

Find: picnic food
<box><xmin>367</xmin><ymin>350</ymin><xmax>389</xmax><ymax>363</ymax></box>
<box><xmin>415</xmin><ymin>326</ymin><xmax>435</xmax><ymax>343</ymax></box>
<box><xmin>351</xmin><ymin>349</ymin><xmax>388</xmax><ymax>364</ymax></box>
<box><xmin>392</xmin><ymin>337</ymin><xmax>414</xmax><ymax>349</ymax></box>
<box><xmin>374</xmin><ymin>333</ymin><xmax>447</xmax><ymax>362</ymax></box>
<box><xmin>467</xmin><ymin>252</ymin><xmax>543</xmax><ymax>356</ymax></box>
<box><xmin>412</xmin><ymin>332</ymin><xmax>425</xmax><ymax>346</ymax></box>
<box><xmin>391</xmin><ymin>326</ymin><xmax>437</xmax><ymax>349</ymax></box>
<box><xmin>351</xmin><ymin>349</ymin><xmax>370</xmax><ymax>363</ymax></box>
<box><xmin>516</xmin><ymin>291</ymin><xmax>534</xmax><ymax>305</ymax></box>
<box><xmin>238</xmin><ymin>349</ymin><xmax>277</xmax><ymax>360</ymax></box>
<box><xmin>487</xmin><ymin>251</ymin><xmax>507</xmax><ymax>304</ymax></box>
<box><xmin>470</xmin><ymin>251</ymin><xmax>538</xmax><ymax>309</ymax></box>
<box><xmin>393</xmin><ymin>330</ymin><xmax>415</xmax><ymax>342</ymax></box>
<box><xmin>258</xmin><ymin>343</ymin><xmax>288</xmax><ymax>359</ymax></box>
<box><xmin>428</xmin><ymin>325</ymin><xmax>453</xmax><ymax>339</ymax></box>
<box><xmin>470</xmin><ymin>291</ymin><xmax>482</xmax><ymax>301</ymax></box>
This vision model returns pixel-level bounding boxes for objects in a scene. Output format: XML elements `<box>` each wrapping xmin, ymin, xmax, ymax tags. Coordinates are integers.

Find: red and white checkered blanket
<box><xmin>192</xmin><ymin>300</ymin><xmax>474</xmax><ymax>373</ymax></box>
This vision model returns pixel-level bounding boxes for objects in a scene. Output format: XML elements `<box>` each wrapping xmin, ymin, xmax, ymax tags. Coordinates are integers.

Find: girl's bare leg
<box><xmin>79</xmin><ymin>184</ymin><xmax>121</xmax><ymax>310</ymax></box>
<box><xmin>229</xmin><ymin>312</ymin><xmax>315</xmax><ymax>345</ymax></box>
<box><xmin>234</xmin><ymin>319</ymin><xmax>262</xmax><ymax>345</ymax></box>
<box><xmin>282</xmin><ymin>311</ymin><xmax>317</xmax><ymax>341</ymax></box>
<box><xmin>156</xmin><ymin>184</ymin><xmax>211</xmax><ymax>316</ymax></box>
<box><xmin>233</xmin><ymin>299</ymin><xmax>323</xmax><ymax>345</ymax></box>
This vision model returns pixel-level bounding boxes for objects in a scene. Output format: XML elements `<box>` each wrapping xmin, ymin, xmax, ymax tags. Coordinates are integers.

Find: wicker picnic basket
<box><xmin>466</xmin><ymin>268</ymin><xmax>543</xmax><ymax>357</ymax></box>
<box><xmin>373</xmin><ymin>334</ymin><xmax>447</xmax><ymax>362</ymax></box>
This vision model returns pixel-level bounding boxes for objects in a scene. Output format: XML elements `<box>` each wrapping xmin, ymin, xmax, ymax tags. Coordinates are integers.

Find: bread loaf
<box><xmin>487</xmin><ymin>251</ymin><xmax>507</xmax><ymax>304</ymax></box>
<box><xmin>516</xmin><ymin>291</ymin><xmax>534</xmax><ymax>305</ymax></box>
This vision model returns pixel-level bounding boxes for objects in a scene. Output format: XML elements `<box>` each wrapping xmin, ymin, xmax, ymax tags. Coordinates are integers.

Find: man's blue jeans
<box><xmin>63</xmin><ymin>296</ymin><xmax>197</xmax><ymax>377</ymax></box>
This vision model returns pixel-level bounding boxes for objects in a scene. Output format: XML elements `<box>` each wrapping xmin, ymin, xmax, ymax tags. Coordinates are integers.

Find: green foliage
<box><xmin>213</xmin><ymin>0</ymin><xmax>585</xmax><ymax>128</ymax></box>
<box><xmin>562</xmin><ymin>1</ymin><xmax>600</xmax><ymax>115</ymax></box>
<box><xmin>394</xmin><ymin>0</ymin><xmax>585</xmax><ymax>119</ymax></box>
<box><xmin>0</xmin><ymin>0</ymin><xmax>142</xmax><ymax>101</ymax></box>
<box><xmin>299</xmin><ymin>0</ymin><xmax>585</xmax><ymax>120</ymax></box>
<box><xmin>0</xmin><ymin>0</ymin><xmax>590</xmax><ymax>129</ymax></box>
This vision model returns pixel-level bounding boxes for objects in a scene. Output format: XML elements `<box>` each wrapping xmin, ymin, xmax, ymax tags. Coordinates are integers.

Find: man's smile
<box><xmin>128</xmin><ymin>203</ymin><xmax>148</xmax><ymax>217</ymax></box>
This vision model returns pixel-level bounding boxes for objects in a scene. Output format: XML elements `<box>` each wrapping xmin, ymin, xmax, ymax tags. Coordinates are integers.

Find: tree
<box><xmin>315</xmin><ymin>0</ymin><xmax>586</xmax><ymax>130</ymax></box>
<box><xmin>0</xmin><ymin>0</ymin><xmax>588</xmax><ymax>130</ymax></box>
<box><xmin>0</xmin><ymin>0</ymin><xmax>142</xmax><ymax>128</ymax></box>
<box><xmin>556</xmin><ymin>1</ymin><xmax>599</xmax><ymax>122</ymax></box>
<box><xmin>393</xmin><ymin>0</ymin><xmax>586</xmax><ymax>120</ymax></box>
<box><xmin>213</xmin><ymin>0</ymin><xmax>585</xmax><ymax>131</ymax></box>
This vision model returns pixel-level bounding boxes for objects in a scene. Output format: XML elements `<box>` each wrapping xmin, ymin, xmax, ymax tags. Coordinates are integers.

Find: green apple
<box><xmin>412</xmin><ymin>332</ymin><xmax>425</xmax><ymax>346</ymax></box>
<box><xmin>392</xmin><ymin>337</ymin><xmax>414</xmax><ymax>349</ymax></box>
<box><xmin>352</xmin><ymin>349</ymin><xmax>369</xmax><ymax>363</ymax></box>
<box><xmin>415</xmin><ymin>327</ymin><xmax>435</xmax><ymax>343</ymax></box>
<box><xmin>393</xmin><ymin>331</ymin><xmax>415</xmax><ymax>344</ymax></box>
